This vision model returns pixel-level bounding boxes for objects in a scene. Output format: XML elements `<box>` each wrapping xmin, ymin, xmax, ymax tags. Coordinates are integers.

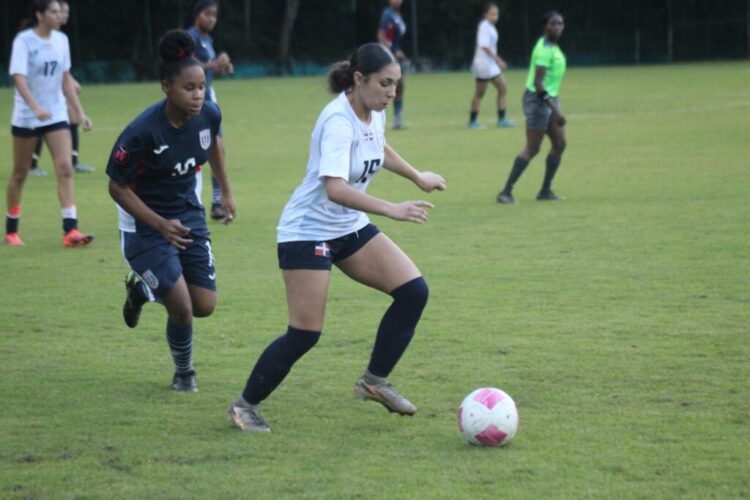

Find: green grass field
<box><xmin>1</xmin><ymin>62</ymin><xmax>749</xmax><ymax>498</ymax></box>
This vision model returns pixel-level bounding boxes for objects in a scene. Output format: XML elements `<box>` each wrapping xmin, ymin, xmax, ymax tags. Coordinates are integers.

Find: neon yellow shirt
<box><xmin>525</xmin><ymin>37</ymin><xmax>566</xmax><ymax>97</ymax></box>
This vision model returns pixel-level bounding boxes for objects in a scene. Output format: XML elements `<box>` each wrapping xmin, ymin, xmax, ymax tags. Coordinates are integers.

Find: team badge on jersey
<box><xmin>199</xmin><ymin>129</ymin><xmax>212</xmax><ymax>150</ymax></box>
<box><xmin>142</xmin><ymin>269</ymin><xmax>160</xmax><ymax>289</ymax></box>
<box><xmin>314</xmin><ymin>242</ymin><xmax>331</xmax><ymax>258</ymax></box>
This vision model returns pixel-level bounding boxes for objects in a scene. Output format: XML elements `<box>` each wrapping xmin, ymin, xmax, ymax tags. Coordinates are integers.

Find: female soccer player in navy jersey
<box><xmin>228</xmin><ymin>43</ymin><xmax>446</xmax><ymax>432</ymax></box>
<box><xmin>188</xmin><ymin>0</ymin><xmax>234</xmax><ymax>221</ymax></box>
<box><xmin>5</xmin><ymin>0</ymin><xmax>94</xmax><ymax>247</ymax></box>
<box><xmin>106</xmin><ymin>30</ymin><xmax>236</xmax><ymax>392</ymax></box>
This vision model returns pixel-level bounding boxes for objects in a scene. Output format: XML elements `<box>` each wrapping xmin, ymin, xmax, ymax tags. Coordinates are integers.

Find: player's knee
<box><xmin>552</xmin><ymin>139</ymin><xmax>566</xmax><ymax>154</ymax></box>
<box><xmin>168</xmin><ymin>305</ymin><xmax>193</xmax><ymax>326</ymax></box>
<box><xmin>391</xmin><ymin>276</ymin><xmax>429</xmax><ymax>311</ymax></box>
<box><xmin>193</xmin><ymin>302</ymin><xmax>215</xmax><ymax>318</ymax></box>
<box><xmin>526</xmin><ymin>144</ymin><xmax>541</xmax><ymax>158</ymax></box>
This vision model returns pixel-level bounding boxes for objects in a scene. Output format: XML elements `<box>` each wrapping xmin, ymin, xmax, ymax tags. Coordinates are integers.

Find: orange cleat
<box><xmin>62</xmin><ymin>228</ymin><xmax>94</xmax><ymax>248</ymax></box>
<box><xmin>4</xmin><ymin>233</ymin><xmax>25</xmax><ymax>246</ymax></box>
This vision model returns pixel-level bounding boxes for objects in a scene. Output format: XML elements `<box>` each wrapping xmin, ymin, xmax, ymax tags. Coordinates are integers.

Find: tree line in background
<box><xmin>1</xmin><ymin>0</ymin><xmax>749</xmax><ymax>82</ymax></box>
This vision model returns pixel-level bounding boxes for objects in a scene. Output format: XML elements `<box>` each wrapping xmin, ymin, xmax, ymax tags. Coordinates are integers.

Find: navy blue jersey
<box><xmin>106</xmin><ymin>100</ymin><xmax>221</xmax><ymax>228</ymax></box>
<box><xmin>187</xmin><ymin>26</ymin><xmax>216</xmax><ymax>102</ymax></box>
<box><xmin>379</xmin><ymin>7</ymin><xmax>406</xmax><ymax>54</ymax></box>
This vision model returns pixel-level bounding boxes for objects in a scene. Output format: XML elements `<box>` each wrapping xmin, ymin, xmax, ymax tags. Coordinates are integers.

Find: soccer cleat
<box><xmin>210</xmin><ymin>203</ymin><xmax>226</xmax><ymax>220</ymax></box>
<box><xmin>497</xmin><ymin>118</ymin><xmax>516</xmax><ymax>128</ymax></box>
<box><xmin>496</xmin><ymin>192</ymin><xmax>517</xmax><ymax>205</ymax></box>
<box><xmin>354</xmin><ymin>371</ymin><xmax>417</xmax><ymax>416</ymax></box>
<box><xmin>29</xmin><ymin>166</ymin><xmax>47</xmax><ymax>177</ymax></box>
<box><xmin>73</xmin><ymin>163</ymin><xmax>96</xmax><ymax>173</ymax></box>
<box><xmin>123</xmin><ymin>271</ymin><xmax>150</xmax><ymax>328</ymax></box>
<box><xmin>536</xmin><ymin>191</ymin><xmax>566</xmax><ymax>201</ymax></box>
<box><xmin>62</xmin><ymin>228</ymin><xmax>94</xmax><ymax>247</ymax></box>
<box><xmin>4</xmin><ymin>233</ymin><xmax>25</xmax><ymax>246</ymax></box>
<box><xmin>228</xmin><ymin>396</ymin><xmax>271</xmax><ymax>432</ymax></box>
<box><xmin>468</xmin><ymin>121</ymin><xmax>486</xmax><ymax>130</ymax></box>
<box><xmin>172</xmin><ymin>370</ymin><xmax>198</xmax><ymax>392</ymax></box>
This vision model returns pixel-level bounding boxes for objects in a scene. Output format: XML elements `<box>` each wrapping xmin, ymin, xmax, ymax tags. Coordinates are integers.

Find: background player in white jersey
<box><xmin>228</xmin><ymin>43</ymin><xmax>446</xmax><ymax>432</ymax></box>
<box><xmin>5</xmin><ymin>0</ymin><xmax>93</xmax><ymax>247</ymax></box>
<box><xmin>29</xmin><ymin>0</ymin><xmax>94</xmax><ymax>176</ymax></box>
<box><xmin>468</xmin><ymin>3</ymin><xmax>515</xmax><ymax>129</ymax></box>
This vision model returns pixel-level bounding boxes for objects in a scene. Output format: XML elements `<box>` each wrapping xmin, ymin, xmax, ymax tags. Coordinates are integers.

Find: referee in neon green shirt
<box><xmin>498</xmin><ymin>11</ymin><xmax>566</xmax><ymax>204</ymax></box>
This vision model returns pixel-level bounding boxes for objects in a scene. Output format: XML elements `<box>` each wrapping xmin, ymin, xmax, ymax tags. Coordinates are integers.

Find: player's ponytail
<box><xmin>158</xmin><ymin>29</ymin><xmax>200</xmax><ymax>82</ymax></box>
<box><xmin>327</xmin><ymin>43</ymin><xmax>397</xmax><ymax>93</ymax></box>
<box><xmin>18</xmin><ymin>0</ymin><xmax>56</xmax><ymax>31</ymax></box>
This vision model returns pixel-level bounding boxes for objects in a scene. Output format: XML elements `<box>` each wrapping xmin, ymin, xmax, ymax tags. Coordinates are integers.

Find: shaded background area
<box><xmin>1</xmin><ymin>0</ymin><xmax>749</xmax><ymax>83</ymax></box>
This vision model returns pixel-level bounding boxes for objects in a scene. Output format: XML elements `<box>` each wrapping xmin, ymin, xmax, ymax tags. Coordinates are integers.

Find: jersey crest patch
<box><xmin>142</xmin><ymin>269</ymin><xmax>159</xmax><ymax>290</ymax></box>
<box><xmin>199</xmin><ymin>129</ymin><xmax>212</xmax><ymax>150</ymax></box>
<box><xmin>114</xmin><ymin>145</ymin><xmax>129</xmax><ymax>165</ymax></box>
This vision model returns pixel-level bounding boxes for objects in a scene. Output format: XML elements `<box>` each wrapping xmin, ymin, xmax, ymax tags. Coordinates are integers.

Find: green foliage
<box><xmin>1</xmin><ymin>62</ymin><xmax>749</xmax><ymax>498</ymax></box>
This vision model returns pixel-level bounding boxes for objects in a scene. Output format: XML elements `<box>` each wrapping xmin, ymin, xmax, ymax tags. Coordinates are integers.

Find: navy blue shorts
<box><xmin>11</xmin><ymin>121</ymin><xmax>69</xmax><ymax>138</ymax></box>
<box><xmin>121</xmin><ymin>216</ymin><xmax>216</xmax><ymax>298</ymax></box>
<box><xmin>278</xmin><ymin>223</ymin><xmax>380</xmax><ymax>270</ymax></box>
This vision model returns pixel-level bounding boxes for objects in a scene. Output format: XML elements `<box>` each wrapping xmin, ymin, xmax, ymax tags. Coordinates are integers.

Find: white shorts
<box><xmin>471</xmin><ymin>58</ymin><xmax>501</xmax><ymax>81</ymax></box>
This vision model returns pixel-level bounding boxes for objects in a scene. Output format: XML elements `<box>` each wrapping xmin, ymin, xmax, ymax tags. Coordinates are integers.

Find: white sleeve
<box><xmin>477</xmin><ymin>22</ymin><xmax>491</xmax><ymax>48</ymax></box>
<box><xmin>9</xmin><ymin>36</ymin><xmax>28</xmax><ymax>76</ymax></box>
<box><xmin>318</xmin><ymin>115</ymin><xmax>355</xmax><ymax>180</ymax></box>
<box><xmin>61</xmin><ymin>33</ymin><xmax>71</xmax><ymax>72</ymax></box>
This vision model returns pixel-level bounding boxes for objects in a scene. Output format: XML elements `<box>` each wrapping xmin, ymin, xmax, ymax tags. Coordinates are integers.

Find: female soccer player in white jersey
<box><xmin>468</xmin><ymin>3</ymin><xmax>515</xmax><ymax>129</ymax></box>
<box><xmin>5</xmin><ymin>0</ymin><xmax>93</xmax><ymax>247</ymax></box>
<box><xmin>228</xmin><ymin>43</ymin><xmax>447</xmax><ymax>432</ymax></box>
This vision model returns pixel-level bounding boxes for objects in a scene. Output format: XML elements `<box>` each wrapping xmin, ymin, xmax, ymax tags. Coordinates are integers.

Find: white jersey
<box><xmin>9</xmin><ymin>29</ymin><xmax>71</xmax><ymax>128</ymax></box>
<box><xmin>471</xmin><ymin>20</ymin><xmax>501</xmax><ymax>80</ymax></box>
<box><xmin>277</xmin><ymin>92</ymin><xmax>387</xmax><ymax>242</ymax></box>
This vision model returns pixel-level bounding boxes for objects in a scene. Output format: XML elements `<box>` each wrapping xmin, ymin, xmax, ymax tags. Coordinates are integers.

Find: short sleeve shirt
<box><xmin>525</xmin><ymin>37</ymin><xmax>566</xmax><ymax>97</ymax></box>
<box><xmin>106</xmin><ymin>100</ymin><xmax>222</xmax><ymax>234</ymax></box>
<box><xmin>277</xmin><ymin>92</ymin><xmax>387</xmax><ymax>242</ymax></box>
<box><xmin>9</xmin><ymin>29</ymin><xmax>71</xmax><ymax>128</ymax></box>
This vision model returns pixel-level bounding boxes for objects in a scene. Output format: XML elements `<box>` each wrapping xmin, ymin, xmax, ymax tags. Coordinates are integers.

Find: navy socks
<box><xmin>166</xmin><ymin>320</ymin><xmax>193</xmax><ymax>374</ymax></box>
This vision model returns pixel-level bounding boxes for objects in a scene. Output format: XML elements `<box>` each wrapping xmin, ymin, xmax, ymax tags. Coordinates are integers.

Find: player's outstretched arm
<box><xmin>324</xmin><ymin>177</ymin><xmax>432</xmax><ymax>224</ymax></box>
<box><xmin>383</xmin><ymin>144</ymin><xmax>447</xmax><ymax>193</ymax></box>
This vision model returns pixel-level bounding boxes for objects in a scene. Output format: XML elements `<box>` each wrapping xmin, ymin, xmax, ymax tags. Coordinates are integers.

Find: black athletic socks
<box><xmin>503</xmin><ymin>156</ymin><xmax>530</xmax><ymax>194</ymax></box>
<box><xmin>242</xmin><ymin>326</ymin><xmax>320</xmax><ymax>405</ymax></box>
<box><xmin>367</xmin><ymin>277</ymin><xmax>429</xmax><ymax>378</ymax></box>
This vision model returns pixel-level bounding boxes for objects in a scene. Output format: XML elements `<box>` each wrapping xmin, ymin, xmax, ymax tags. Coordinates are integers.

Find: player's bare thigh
<box><xmin>335</xmin><ymin>232</ymin><xmax>421</xmax><ymax>294</ymax></box>
<box><xmin>283</xmin><ymin>269</ymin><xmax>331</xmax><ymax>332</ymax></box>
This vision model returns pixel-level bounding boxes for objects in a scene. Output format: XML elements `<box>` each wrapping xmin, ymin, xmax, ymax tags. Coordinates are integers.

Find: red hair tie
<box><xmin>176</xmin><ymin>48</ymin><xmax>187</xmax><ymax>58</ymax></box>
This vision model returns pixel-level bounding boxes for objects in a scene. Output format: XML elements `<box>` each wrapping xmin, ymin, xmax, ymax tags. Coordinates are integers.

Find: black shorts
<box><xmin>11</xmin><ymin>121</ymin><xmax>69</xmax><ymax>138</ymax></box>
<box><xmin>277</xmin><ymin>223</ymin><xmax>380</xmax><ymax>270</ymax></box>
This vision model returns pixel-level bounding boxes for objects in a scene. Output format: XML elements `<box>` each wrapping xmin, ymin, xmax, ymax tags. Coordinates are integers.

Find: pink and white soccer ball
<box><xmin>457</xmin><ymin>387</ymin><xmax>519</xmax><ymax>446</ymax></box>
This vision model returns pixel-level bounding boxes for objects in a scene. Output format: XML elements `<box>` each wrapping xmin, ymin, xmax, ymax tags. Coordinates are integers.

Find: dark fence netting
<box><xmin>1</xmin><ymin>0</ymin><xmax>748</xmax><ymax>84</ymax></box>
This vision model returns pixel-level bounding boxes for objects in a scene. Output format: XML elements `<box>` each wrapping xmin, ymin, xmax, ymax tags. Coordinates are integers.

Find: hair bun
<box><xmin>158</xmin><ymin>30</ymin><xmax>196</xmax><ymax>63</ymax></box>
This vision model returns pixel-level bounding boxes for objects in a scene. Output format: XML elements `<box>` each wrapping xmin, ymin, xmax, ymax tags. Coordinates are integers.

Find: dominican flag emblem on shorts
<box><xmin>199</xmin><ymin>129</ymin><xmax>211</xmax><ymax>150</ymax></box>
<box><xmin>314</xmin><ymin>242</ymin><xmax>331</xmax><ymax>258</ymax></box>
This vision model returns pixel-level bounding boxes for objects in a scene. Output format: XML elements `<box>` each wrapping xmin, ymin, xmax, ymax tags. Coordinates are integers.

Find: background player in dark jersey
<box><xmin>106</xmin><ymin>30</ymin><xmax>236</xmax><ymax>392</ymax></box>
<box><xmin>187</xmin><ymin>0</ymin><xmax>234</xmax><ymax>221</ymax></box>
<box><xmin>377</xmin><ymin>0</ymin><xmax>408</xmax><ymax>129</ymax></box>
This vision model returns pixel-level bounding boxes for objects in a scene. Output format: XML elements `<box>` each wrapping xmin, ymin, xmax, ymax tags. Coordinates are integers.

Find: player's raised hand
<box><xmin>159</xmin><ymin>219</ymin><xmax>193</xmax><ymax>250</ymax></box>
<box><xmin>416</xmin><ymin>172</ymin><xmax>447</xmax><ymax>192</ymax></box>
<box><xmin>389</xmin><ymin>200</ymin><xmax>434</xmax><ymax>224</ymax></box>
